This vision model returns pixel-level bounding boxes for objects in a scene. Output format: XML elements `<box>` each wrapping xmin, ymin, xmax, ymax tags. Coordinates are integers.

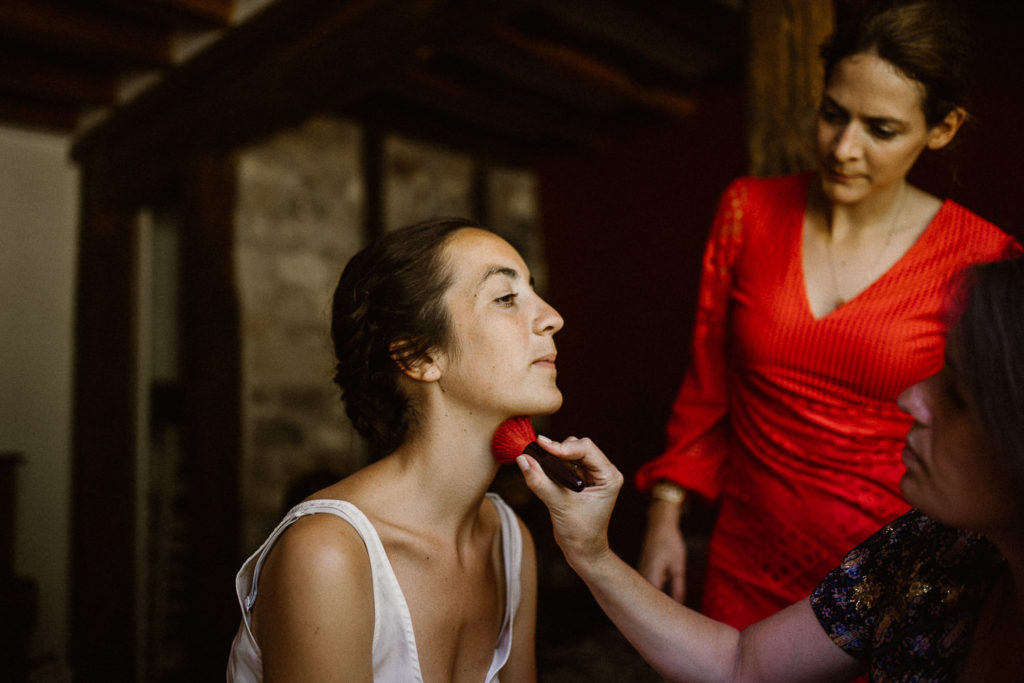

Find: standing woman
<box><xmin>227</xmin><ymin>218</ymin><xmax>564</xmax><ymax>681</ymax></box>
<box><xmin>636</xmin><ymin>0</ymin><xmax>1021</xmax><ymax>628</ymax></box>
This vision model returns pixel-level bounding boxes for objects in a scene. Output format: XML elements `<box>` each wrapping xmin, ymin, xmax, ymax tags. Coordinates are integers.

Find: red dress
<box><xmin>635</xmin><ymin>174</ymin><xmax>1020</xmax><ymax>629</ymax></box>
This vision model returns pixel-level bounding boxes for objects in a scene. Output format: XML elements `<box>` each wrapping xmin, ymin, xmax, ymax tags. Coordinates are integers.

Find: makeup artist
<box><xmin>520</xmin><ymin>256</ymin><xmax>1024</xmax><ymax>681</ymax></box>
<box><xmin>634</xmin><ymin>0</ymin><xmax>1020</xmax><ymax>629</ymax></box>
<box><xmin>228</xmin><ymin>218</ymin><xmax>565</xmax><ymax>681</ymax></box>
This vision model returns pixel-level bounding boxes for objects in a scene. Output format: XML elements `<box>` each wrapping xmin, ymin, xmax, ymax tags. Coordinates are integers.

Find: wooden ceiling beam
<box><xmin>154</xmin><ymin>0</ymin><xmax>237</xmax><ymax>24</ymax></box>
<box><xmin>71</xmin><ymin>0</ymin><xmax>523</xmax><ymax>200</ymax></box>
<box><xmin>487</xmin><ymin>25</ymin><xmax>697</xmax><ymax>118</ymax></box>
<box><xmin>0</xmin><ymin>0</ymin><xmax>175</xmax><ymax>68</ymax></box>
<box><xmin>0</xmin><ymin>52</ymin><xmax>118</xmax><ymax>105</ymax></box>
<box><xmin>0</xmin><ymin>95</ymin><xmax>82</xmax><ymax>132</ymax></box>
<box><xmin>445</xmin><ymin>31</ymin><xmax>630</xmax><ymax>112</ymax></box>
<box><xmin>92</xmin><ymin>0</ymin><xmax>237</xmax><ymax>29</ymax></box>
<box><xmin>527</xmin><ymin>0</ymin><xmax>718</xmax><ymax>80</ymax></box>
<box><xmin>388</xmin><ymin>64</ymin><xmax>606</xmax><ymax>150</ymax></box>
<box><xmin>628</xmin><ymin>0</ymin><xmax>746</xmax><ymax>65</ymax></box>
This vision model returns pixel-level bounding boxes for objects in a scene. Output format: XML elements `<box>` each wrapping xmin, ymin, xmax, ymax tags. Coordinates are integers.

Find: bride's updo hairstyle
<box><xmin>331</xmin><ymin>217</ymin><xmax>483</xmax><ymax>459</ymax></box>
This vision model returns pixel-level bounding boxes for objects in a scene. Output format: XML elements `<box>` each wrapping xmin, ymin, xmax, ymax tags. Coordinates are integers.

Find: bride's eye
<box><xmin>495</xmin><ymin>293</ymin><xmax>518</xmax><ymax>307</ymax></box>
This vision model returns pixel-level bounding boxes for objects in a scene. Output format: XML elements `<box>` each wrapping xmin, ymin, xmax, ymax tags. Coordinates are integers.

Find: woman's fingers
<box><xmin>535</xmin><ymin>434</ymin><xmax>622</xmax><ymax>489</ymax></box>
<box><xmin>516</xmin><ymin>436</ymin><xmax>625</xmax><ymax>566</ymax></box>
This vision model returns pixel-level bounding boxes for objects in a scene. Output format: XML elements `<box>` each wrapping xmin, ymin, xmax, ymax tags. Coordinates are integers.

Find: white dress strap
<box><xmin>226</xmin><ymin>494</ymin><xmax>523</xmax><ymax>683</ymax></box>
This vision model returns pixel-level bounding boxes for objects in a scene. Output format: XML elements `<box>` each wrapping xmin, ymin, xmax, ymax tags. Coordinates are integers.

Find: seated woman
<box><xmin>227</xmin><ymin>217</ymin><xmax>564</xmax><ymax>682</ymax></box>
<box><xmin>518</xmin><ymin>257</ymin><xmax>1024</xmax><ymax>681</ymax></box>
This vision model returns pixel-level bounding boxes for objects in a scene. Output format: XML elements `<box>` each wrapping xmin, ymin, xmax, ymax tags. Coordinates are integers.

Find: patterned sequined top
<box><xmin>810</xmin><ymin>509</ymin><xmax>1004</xmax><ymax>682</ymax></box>
<box><xmin>635</xmin><ymin>173</ymin><xmax>1020</xmax><ymax>627</ymax></box>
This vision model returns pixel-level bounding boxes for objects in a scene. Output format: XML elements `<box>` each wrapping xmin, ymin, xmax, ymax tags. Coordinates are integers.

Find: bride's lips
<box><xmin>532</xmin><ymin>352</ymin><xmax>557</xmax><ymax>368</ymax></box>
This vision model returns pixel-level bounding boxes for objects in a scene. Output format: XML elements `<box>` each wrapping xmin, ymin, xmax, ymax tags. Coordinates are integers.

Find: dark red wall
<box><xmin>536</xmin><ymin>83</ymin><xmax>748</xmax><ymax>561</ymax></box>
<box><xmin>911</xmin><ymin>4</ymin><xmax>1024</xmax><ymax>242</ymax></box>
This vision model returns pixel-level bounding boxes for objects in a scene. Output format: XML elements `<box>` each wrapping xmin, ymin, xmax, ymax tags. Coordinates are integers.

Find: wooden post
<box><xmin>746</xmin><ymin>0</ymin><xmax>835</xmax><ymax>176</ymax></box>
<box><xmin>178</xmin><ymin>153</ymin><xmax>243</xmax><ymax>674</ymax></box>
<box><xmin>71</xmin><ymin>152</ymin><xmax>139</xmax><ymax>682</ymax></box>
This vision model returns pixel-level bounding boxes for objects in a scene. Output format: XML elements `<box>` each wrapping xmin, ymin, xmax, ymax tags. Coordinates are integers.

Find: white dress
<box><xmin>226</xmin><ymin>493</ymin><xmax>523</xmax><ymax>682</ymax></box>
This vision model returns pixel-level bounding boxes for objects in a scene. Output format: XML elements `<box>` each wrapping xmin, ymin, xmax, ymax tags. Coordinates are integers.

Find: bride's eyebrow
<box><xmin>478</xmin><ymin>266</ymin><xmax>520</xmax><ymax>287</ymax></box>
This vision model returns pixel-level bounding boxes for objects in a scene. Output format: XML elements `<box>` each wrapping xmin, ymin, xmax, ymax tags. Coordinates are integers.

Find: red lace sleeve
<box><xmin>635</xmin><ymin>179</ymin><xmax>748</xmax><ymax>499</ymax></box>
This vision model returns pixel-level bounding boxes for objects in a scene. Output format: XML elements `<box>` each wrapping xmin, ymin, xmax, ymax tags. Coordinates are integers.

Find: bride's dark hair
<box><xmin>331</xmin><ymin>217</ymin><xmax>482</xmax><ymax>459</ymax></box>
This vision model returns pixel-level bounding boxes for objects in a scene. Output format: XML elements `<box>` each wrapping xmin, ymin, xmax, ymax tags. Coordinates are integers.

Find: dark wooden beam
<box><xmin>486</xmin><ymin>25</ymin><xmax>697</xmax><ymax>118</ymax></box>
<box><xmin>161</xmin><ymin>0</ymin><xmax>236</xmax><ymax>23</ymax></box>
<box><xmin>71</xmin><ymin>0</ymin><xmax>521</xmax><ymax>204</ymax></box>
<box><xmin>0</xmin><ymin>0</ymin><xmax>175</xmax><ymax>67</ymax></box>
<box><xmin>0</xmin><ymin>51</ymin><xmax>118</xmax><ymax>105</ymax></box>
<box><xmin>627</xmin><ymin>0</ymin><xmax>746</xmax><ymax>68</ymax></box>
<box><xmin>96</xmin><ymin>0</ymin><xmax>237</xmax><ymax>27</ymax></box>
<box><xmin>178</xmin><ymin>153</ymin><xmax>243</xmax><ymax>674</ymax></box>
<box><xmin>391</xmin><ymin>63</ymin><xmax>608</xmax><ymax>148</ymax></box>
<box><xmin>71</xmin><ymin>153</ymin><xmax>139</xmax><ymax>682</ymax></box>
<box><xmin>747</xmin><ymin>0</ymin><xmax>833</xmax><ymax>175</ymax></box>
<box><xmin>0</xmin><ymin>94</ymin><xmax>83</xmax><ymax>132</ymax></box>
<box><xmin>446</xmin><ymin>30</ymin><xmax>632</xmax><ymax>112</ymax></box>
<box><xmin>530</xmin><ymin>0</ymin><xmax>718</xmax><ymax>80</ymax></box>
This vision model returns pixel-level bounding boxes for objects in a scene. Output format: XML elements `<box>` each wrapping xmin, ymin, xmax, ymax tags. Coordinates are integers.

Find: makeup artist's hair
<box><xmin>331</xmin><ymin>217</ymin><xmax>482</xmax><ymax>459</ymax></box>
<box><xmin>819</xmin><ymin>0</ymin><xmax>974</xmax><ymax>126</ymax></box>
<box><xmin>946</xmin><ymin>256</ymin><xmax>1024</xmax><ymax>492</ymax></box>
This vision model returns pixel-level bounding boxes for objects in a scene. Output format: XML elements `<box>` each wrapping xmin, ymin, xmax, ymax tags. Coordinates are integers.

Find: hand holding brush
<box><xmin>491</xmin><ymin>417</ymin><xmax>585</xmax><ymax>492</ymax></box>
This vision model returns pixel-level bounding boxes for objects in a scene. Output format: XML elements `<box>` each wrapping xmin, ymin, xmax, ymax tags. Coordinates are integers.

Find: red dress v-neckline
<box><xmin>796</xmin><ymin>188</ymin><xmax>948</xmax><ymax>322</ymax></box>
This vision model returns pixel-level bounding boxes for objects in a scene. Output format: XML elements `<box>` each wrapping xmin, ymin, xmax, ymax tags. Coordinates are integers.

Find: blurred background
<box><xmin>1</xmin><ymin>0</ymin><xmax>1020</xmax><ymax>680</ymax></box>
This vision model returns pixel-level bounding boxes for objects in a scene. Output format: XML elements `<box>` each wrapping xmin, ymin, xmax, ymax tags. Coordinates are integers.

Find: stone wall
<box><xmin>234</xmin><ymin>116</ymin><xmax>541</xmax><ymax>549</ymax></box>
<box><xmin>235</xmin><ymin>117</ymin><xmax>366</xmax><ymax>551</ymax></box>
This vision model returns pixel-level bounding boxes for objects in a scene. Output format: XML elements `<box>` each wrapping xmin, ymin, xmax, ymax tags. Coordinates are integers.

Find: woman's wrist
<box><xmin>650</xmin><ymin>480</ymin><xmax>687</xmax><ymax>506</ymax></box>
<box><xmin>648</xmin><ymin>480</ymin><xmax>690</xmax><ymax>522</ymax></box>
<box><xmin>565</xmin><ymin>540</ymin><xmax>618</xmax><ymax>579</ymax></box>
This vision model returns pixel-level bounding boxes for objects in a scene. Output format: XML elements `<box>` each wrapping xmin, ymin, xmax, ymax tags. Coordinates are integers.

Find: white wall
<box><xmin>0</xmin><ymin>124</ymin><xmax>78</xmax><ymax>680</ymax></box>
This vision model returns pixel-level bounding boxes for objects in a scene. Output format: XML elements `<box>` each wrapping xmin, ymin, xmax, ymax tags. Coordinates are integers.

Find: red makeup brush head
<box><xmin>491</xmin><ymin>416</ymin><xmax>586</xmax><ymax>491</ymax></box>
<box><xmin>491</xmin><ymin>417</ymin><xmax>537</xmax><ymax>464</ymax></box>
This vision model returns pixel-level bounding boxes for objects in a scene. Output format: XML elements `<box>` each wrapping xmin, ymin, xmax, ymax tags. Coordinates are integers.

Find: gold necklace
<box><xmin>827</xmin><ymin>184</ymin><xmax>907</xmax><ymax>308</ymax></box>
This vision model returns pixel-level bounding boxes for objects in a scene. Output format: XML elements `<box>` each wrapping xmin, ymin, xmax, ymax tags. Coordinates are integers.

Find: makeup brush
<box><xmin>492</xmin><ymin>417</ymin><xmax>585</xmax><ymax>492</ymax></box>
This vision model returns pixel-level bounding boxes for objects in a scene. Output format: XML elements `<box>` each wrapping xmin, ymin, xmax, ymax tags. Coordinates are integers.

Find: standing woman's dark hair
<box><xmin>820</xmin><ymin>0</ymin><xmax>974</xmax><ymax>126</ymax></box>
<box><xmin>331</xmin><ymin>217</ymin><xmax>482</xmax><ymax>459</ymax></box>
<box><xmin>947</xmin><ymin>257</ymin><xmax>1024</xmax><ymax>490</ymax></box>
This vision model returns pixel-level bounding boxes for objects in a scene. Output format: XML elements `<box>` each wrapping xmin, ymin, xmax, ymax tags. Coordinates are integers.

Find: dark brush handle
<box><xmin>524</xmin><ymin>442</ymin><xmax>585</xmax><ymax>492</ymax></box>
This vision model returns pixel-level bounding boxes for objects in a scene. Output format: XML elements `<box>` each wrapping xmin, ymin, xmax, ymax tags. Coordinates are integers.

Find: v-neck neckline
<box><xmin>798</xmin><ymin>183</ymin><xmax>947</xmax><ymax>322</ymax></box>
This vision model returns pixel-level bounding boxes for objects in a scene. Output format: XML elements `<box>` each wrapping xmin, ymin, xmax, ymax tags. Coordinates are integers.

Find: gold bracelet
<box><xmin>650</xmin><ymin>480</ymin><xmax>687</xmax><ymax>506</ymax></box>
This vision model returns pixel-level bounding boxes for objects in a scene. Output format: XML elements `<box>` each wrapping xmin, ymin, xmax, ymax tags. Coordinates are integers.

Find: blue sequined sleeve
<box><xmin>809</xmin><ymin>509</ymin><xmax>1001</xmax><ymax>680</ymax></box>
<box><xmin>808</xmin><ymin>512</ymin><xmax>919</xmax><ymax>658</ymax></box>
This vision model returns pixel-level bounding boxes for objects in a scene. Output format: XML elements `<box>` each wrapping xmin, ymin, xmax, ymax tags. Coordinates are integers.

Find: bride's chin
<box><xmin>524</xmin><ymin>392</ymin><xmax>563</xmax><ymax>417</ymax></box>
<box><xmin>538</xmin><ymin>393</ymin><xmax>563</xmax><ymax>415</ymax></box>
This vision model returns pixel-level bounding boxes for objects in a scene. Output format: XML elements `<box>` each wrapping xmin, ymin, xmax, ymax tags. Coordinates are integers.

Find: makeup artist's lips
<box><xmin>901</xmin><ymin>442</ymin><xmax>921</xmax><ymax>469</ymax></box>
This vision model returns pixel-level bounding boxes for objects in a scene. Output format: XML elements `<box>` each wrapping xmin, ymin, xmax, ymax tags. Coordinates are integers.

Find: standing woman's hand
<box><xmin>637</xmin><ymin>503</ymin><xmax>688</xmax><ymax>603</ymax></box>
<box><xmin>516</xmin><ymin>435</ymin><xmax>623</xmax><ymax>569</ymax></box>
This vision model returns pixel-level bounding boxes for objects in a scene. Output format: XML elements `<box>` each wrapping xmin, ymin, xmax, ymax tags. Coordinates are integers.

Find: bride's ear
<box><xmin>389</xmin><ymin>342</ymin><xmax>442</xmax><ymax>382</ymax></box>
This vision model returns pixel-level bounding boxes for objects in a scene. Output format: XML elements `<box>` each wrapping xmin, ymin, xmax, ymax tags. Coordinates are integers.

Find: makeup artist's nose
<box><xmin>535</xmin><ymin>297</ymin><xmax>564</xmax><ymax>335</ymax></box>
<box><xmin>897</xmin><ymin>377</ymin><xmax>932</xmax><ymax>425</ymax></box>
